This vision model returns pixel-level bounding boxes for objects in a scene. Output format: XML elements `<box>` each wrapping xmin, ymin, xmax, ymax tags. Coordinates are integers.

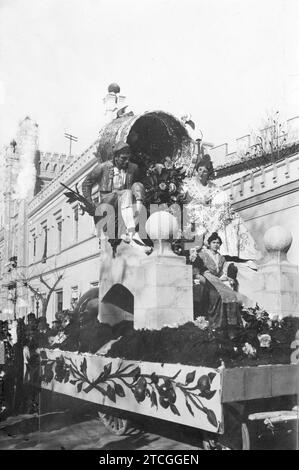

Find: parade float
<box><xmin>24</xmin><ymin>107</ymin><xmax>299</xmax><ymax>450</ymax></box>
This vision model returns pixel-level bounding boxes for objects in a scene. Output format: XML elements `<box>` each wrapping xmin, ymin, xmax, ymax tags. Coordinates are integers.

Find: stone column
<box><xmin>254</xmin><ymin>226</ymin><xmax>299</xmax><ymax>317</ymax></box>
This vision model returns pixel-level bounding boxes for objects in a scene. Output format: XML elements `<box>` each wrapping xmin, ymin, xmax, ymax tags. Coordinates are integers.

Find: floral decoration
<box><xmin>193</xmin><ymin>317</ymin><xmax>209</xmax><ymax>330</ymax></box>
<box><xmin>37</xmin><ymin>350</ymin><xmax>220</xmax><ymax>429</ymax></box>
<box><xmin>258</xmin><ymin>334</ymin><xmax>272</xmax><ymax>348</ymax></box>
<box><xmin>242</xmin><ymin>342</ymin><xmax>257</xmax><ymax>358</ymax></box>
<box><xmin>31</xmin><ymin>306</ymin><xmax>299</xmax><ymax>379</ymax></box>
<box><xmin>142</xmin><ymin>158</ymin><xmax>187</xmax><ymax>206</ymax></box>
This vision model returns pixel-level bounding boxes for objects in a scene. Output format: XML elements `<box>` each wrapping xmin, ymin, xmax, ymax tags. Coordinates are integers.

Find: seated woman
<box><xmin>183</xmin><ymin>153</ymin><xmax>260</xmax><ymax>262</ymax></box>
<box><xmin>192</xmin><ymin>232</ymin><xmax>243</xmax><ymax>333</ymax></box>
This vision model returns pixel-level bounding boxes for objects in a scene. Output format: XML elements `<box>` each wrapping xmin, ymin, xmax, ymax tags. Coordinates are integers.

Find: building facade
<box><xmin>212</xmin><ymin>117</ymin><xmax>299</xmax><ymax>266</ymax></box>
<box><xmin>0</xmin><ymin>90</ymin><xmax>298</xmax><ymax>322</ymax></box>
<box><xmin>0</xmin><ymin>87</ymin><xmax>127</xmax><ymax>322</ymax></box>
<box><xmin>0</xmin><ymin>118</ymin><xmax>100</xmax><ymax>322</ymax></box>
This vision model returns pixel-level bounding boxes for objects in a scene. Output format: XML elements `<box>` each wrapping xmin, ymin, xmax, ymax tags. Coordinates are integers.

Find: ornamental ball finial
<box><xmin>264</xmin><ymin>225</ymin><xmax>292</xmax><ymax>253</ymax></box>
<box><xmin>108</xmin><ymin>83</ymin><xmax>120</xmax><ymax>94</ymax></box>
<box><xmin>145</xmin><ymin>211</ymin><xmax>179</xmax><ymax>240</ymax></box>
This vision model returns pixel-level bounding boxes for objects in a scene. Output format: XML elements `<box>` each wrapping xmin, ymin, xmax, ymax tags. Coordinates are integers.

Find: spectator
<box><xmin>58</xmin><ymin>310</ymin><xmax>79</xmax><ymax>351</ymax></box>
<box><xmin>37</xmin><ymin>317</ymin><xmax>51</xmax><ymax>348</ymax></box>
<box><xmin>0</xmin><ymin>321</ymin><xmax>14</xmax><ymax>418</ymax></box>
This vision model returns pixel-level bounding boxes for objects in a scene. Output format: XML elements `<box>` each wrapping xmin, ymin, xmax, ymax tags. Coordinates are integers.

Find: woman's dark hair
<box><xmin>195</xmin><ymin>154</ymin><xmax>214</xmax><ymax>179</ymax></box>
<box><xmin>207</xmin><ymin>232</ymin><xmax>222</xmax><ymax>246</ymax></box>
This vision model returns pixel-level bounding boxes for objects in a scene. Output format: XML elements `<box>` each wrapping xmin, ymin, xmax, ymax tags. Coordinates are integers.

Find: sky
<box><xmin>0</xmin><ymin>0</ymin><xmax>299</xmax><ymax>155</ymax></box>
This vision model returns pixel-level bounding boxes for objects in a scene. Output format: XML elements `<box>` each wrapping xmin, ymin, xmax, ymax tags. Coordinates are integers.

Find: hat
<box><xmin>113</xmin><ymin>142</ymin><xmax>131</xmax><ymax>155</ymax></box>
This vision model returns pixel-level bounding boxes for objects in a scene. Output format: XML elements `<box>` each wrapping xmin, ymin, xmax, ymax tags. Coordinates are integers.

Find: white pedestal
<box><xmin>134</xmin><ymin>253</ymin><xmax>193</xmax><ymax>330</ymax></box>
<box><xmin>254</xmin><ymin>260</ymin><xmax>299</xmax><ymax>317</ymax></box>
<box><xmin>97</xmin><ymin>240</ymin><xmax>194</xmax><ymax>329</ymax></box>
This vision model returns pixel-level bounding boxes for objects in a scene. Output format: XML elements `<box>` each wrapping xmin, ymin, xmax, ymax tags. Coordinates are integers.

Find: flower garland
<box><xmin>23</xmin><ymin>308</ymin><xmax>299</xmax><ymax>372</ymax></box>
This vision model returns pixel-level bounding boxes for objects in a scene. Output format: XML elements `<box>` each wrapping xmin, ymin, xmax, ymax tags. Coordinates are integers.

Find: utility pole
<box><xmin>64</xmin><ymin>132</ymin><xmax>78</xmax><ymax>157</ymax></box>
<box><xmin>12</xmin><ymin>286</ymin><xmax>17</xmax><ymax>321</ymax></box>
<box><xmin>36</xmin><ymin>298</ymin><xmax>39</xmax><ymax>318</ymax></box>
<box><xmin>6</xmin><ymin>280</ymin><xmax>17</xmax><ymax>320</ymax></box>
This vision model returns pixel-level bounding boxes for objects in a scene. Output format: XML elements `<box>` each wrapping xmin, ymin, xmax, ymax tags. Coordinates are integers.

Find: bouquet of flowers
<box><xmin>143</xmin><ymin>157</ymin><xmax>187</xmax><ymax>206</ymax></box>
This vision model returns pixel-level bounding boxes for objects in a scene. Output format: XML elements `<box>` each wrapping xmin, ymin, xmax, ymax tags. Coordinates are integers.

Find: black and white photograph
<box><xmin>0</xmin><ymin>0</ymin><xmax>298</xmax><ymax>454</ymax></box>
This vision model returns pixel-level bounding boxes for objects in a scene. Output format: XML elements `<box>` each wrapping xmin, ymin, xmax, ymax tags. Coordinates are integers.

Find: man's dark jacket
<box><xmin>82</xmin><ymin>161</ymin><xmax>141</xmax><ymax>202</ymax></box>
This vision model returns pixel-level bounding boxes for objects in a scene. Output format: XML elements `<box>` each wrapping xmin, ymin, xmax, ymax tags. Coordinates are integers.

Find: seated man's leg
<box><xmin>118</xmin><ymin>190</ymin><xmax>135</xmax><ymax>237</ymax></box>
<box><xmin>131</xmin><ymin>182</ymin><xmax>145</xmax><ymax>212</ymax></box>
<box><xmin>131</xmin><ymin>182</ymin><xmax>147</xmax><ymax>237</ymax></box>
<box><xmin>118</xmin><ymin>189</ymin><xmax>150</xmax><ymax>250</ymax></box>
<box><xmin>95</xmin><ymin>193</ymin><xmax>118</xmax><ymax>240</ymax></box>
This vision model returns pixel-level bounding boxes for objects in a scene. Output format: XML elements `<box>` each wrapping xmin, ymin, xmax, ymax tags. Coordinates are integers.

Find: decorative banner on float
<box><xmin>32</xmin><ymin>348</ymin><xmax>223</xmax><ymax>434</ymax></box>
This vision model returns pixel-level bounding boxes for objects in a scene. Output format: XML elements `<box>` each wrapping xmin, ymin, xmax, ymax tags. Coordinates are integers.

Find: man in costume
<box><xmin>82</xmin><ymin>142</ymin><xmax>147</xmax><ymax>251</ymax></box>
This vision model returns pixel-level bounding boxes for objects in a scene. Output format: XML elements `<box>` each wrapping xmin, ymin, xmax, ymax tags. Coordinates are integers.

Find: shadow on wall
<box><xmin>102</xmin><ymin>284</ymin><xmax>134</xmax><ymax>314</ymax></box>
<box><xmin>101</xmin><ymin>283</ymin><xmax>134</xmax><ymax>326</ymax></box>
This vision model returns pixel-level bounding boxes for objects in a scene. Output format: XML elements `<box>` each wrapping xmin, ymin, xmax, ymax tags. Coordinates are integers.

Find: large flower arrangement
<box><xmin>142</xmin><ymin>157</ymin><xmax>187</xmax><ymax>206</ymax></box>
<box><xmin>24</xmin><ymin>310</ymin><xmax>299</xmax><ymax>383</ymax></box>
<box><xmin>107</xmin><ymin>308</ymin><xmax>299</xmax><ymax>368</ymax></box>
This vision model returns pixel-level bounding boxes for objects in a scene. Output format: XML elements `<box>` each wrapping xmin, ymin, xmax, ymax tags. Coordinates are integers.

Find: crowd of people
<box><xmin>0</xmin><ymin>291</ymin><xmax>124</xmax><ymax>420</ymax></box>
<box><xmin>0</xmin><ymin>309</ymin><xmax>83</xmax><ymax>419</ymax></box>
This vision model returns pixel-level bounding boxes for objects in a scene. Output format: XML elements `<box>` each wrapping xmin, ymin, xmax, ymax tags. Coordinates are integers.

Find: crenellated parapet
<box><xmin>28</xmin><ymin>140</ymin><xmax>99</xmax><ymax>215</ymax></box>
<box><xmin>210</xmin><ymin>115</ymin><xmax>299</xmax><ymax>178</ymax></box>
<box><xmin>218</xmin><ymin>151</ymin><xmax>299</xmax><ymax>206</ymax></box>
<box><xmin>38</xmin><ymin>151</ymin><xmax>73</xmax><ymax>176</ymax></box>
<box><xmin>37</xmin><ymin>151</ymin><xmax>76</xmax><ymax>192</ymax></box>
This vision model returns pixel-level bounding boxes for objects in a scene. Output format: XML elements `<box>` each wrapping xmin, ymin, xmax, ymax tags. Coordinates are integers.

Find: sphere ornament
<box><xmin>145</xmin><ymin>211</ymin><xmax>178</xmax><ymax>240</ymax></box>
<box><xmin>145</xmin><ymin>211</ymin><xmax>179</xmax><ymax>257</ymax></box>
<box><xmin>108</xmin><ymin>83</ymin><xmax>120</xmax><ymax>94</ymax></box>
<box><xmin>264</xmin><ymin>225</ymin><xmax>292</xmax><ymax>253</ymax></box>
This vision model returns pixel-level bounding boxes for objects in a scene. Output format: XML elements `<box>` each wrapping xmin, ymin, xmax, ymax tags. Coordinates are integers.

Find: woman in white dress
<box><xmin>183</xmin><ymin>154</ymin><xmax>259</xmax><ymax>261</ymax></box>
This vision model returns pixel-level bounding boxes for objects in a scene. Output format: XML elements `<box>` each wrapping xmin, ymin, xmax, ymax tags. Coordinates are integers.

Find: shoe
<box><xmin>120</xmin><ymin>230</ymin><xmax>145</xmax><ymax>246</ymax></box>
<box><xmin>129</xmin><ymin>236</ymin><xmax>152</xmax><ymax>254</ymax></box>
<box><xmin>120</xmin><ymin>232</ymin><xmax>131</xmax><ymax>243</ymax></box>
<box><xmin>132</xmin><ymin>232</ymin><xmax>146</xmax><ymax>246</ymax></box>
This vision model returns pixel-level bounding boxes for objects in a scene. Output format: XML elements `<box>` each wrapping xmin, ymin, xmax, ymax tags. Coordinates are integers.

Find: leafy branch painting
<box><xmin>38</xmin><ymin>350</ymin><xmax>220</xmax><ymax>429</ymax></box>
